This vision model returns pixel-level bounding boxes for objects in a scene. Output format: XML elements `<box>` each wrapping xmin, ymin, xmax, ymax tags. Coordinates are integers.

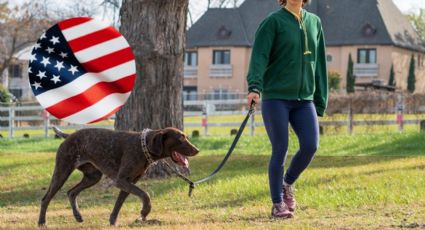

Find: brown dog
<box><xmin>38</xmin><ymin>127</ymin><xmax>199</xmax><ymax>227</ymax></box>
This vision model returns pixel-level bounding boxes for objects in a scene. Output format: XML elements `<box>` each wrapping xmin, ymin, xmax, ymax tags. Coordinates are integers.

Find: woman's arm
<box><xmin>313</xmin><ymin>21</ymin><xmax>328</xmax><ymax>117</ymax></box>
<box><xmin>246</xmin><ymin>16</ymin><xmax>277</xmax><ymax>95</ymax></box>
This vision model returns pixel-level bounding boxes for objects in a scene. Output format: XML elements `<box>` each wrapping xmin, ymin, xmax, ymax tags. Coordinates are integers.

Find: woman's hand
<box><xmin>247</xmin><ymin>92</ymin><xmax>260</xmax><ymax>107</ymax></box>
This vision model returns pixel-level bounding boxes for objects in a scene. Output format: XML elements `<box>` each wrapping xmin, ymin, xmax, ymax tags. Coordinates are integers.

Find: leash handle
<box><xmin>249</xmin><ymin>100</ymin><xmax>256</xmax><ymax>112</ymax></box>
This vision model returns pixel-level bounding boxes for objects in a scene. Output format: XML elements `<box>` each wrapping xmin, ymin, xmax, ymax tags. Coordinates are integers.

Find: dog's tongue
<box><xmin>172</xmin><ymin>151</ymin><xmax>189</xmax><ymax>168</ymax></box>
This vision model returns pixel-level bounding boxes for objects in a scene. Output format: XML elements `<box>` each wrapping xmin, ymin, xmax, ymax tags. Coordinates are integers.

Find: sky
<box><xmin>393</xmin><ymin>0</ymin><xmax>425</xmax><ymax>14</ymax></box>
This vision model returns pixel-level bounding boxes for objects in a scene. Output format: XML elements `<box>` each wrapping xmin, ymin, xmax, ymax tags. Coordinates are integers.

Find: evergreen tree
<box><xmin>388</xmin><ymin>64</ymin><xmax>395</xmax><ymax>86</ymax></box>
<box><xmin>346</xmin><ymin>53</ymin><xmax>355</xmax><ymax>93</ymax></box>
<box><xmin>407</xmin><ymin>54</ymin><xmax>416</xmax><ymax>93</ymax></box>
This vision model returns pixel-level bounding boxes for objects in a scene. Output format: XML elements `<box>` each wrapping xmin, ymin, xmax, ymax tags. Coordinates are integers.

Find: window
<box><xmin>9</xmin><ymin>88</ymin><xmax>22</xmax><ymax>98</ymax></box>
<box><xmin>326</xmin><ymin>54</ymin><xmax>332</xmax><ymax>62</ymax></box>
<box><xmin>357</xmin><ymin>48</ymin><xmax>377</xmax><ymax>64</ymax></box>
<box><xmin>8</xmin><ymin>64</ymin><xmax>22</xmax><ymax>78</ymax></box>
<box><xmin>184</xmin><ymin>52</ymin><xmax>197</xmax><ymax>66</ymax></box>
<box><xmin>213</xmin><ymin>89</ymin><xmax>228</xmax><ymax>100</ymax></box>
<box><xmin>213</xmin><ymin>50</ymin><xmax>230</xmax><ymax>64</ymax></box>
<box><xmin>183</xmin><ymin>86</ymin><xmax>197</xmax><ymax>101</ymax></box>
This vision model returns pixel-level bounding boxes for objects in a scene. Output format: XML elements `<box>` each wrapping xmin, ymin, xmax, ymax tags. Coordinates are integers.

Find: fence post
<box><xmin>348</xmin><ymin>100</ymin><xmax>353</xmax><ymax>135</ymax></box>
<box><xmin>8</xmin><ymin>106</ymin><xmax>14</xmax><ymax>138</ymax></box>
<box><xmin>43</xmin><ymin>110</ymin><xmax>50</xmax><ymax>138</ymax></box>
<box><xmin>396</xmin><ymin>94</ymin><xmax>404</xmax><ymax>132</ymax></box>
<box><xmin>202</xmin><ymin>103</ymin><xmax>208</xmax><ymax>136</ymax></box>
<box><xmin>420</xmin><ymin>120</ymin><xmax>425</xmax><ymax>132</ymax></box>
<box><xmin>250</xmin><ymin>112</ymin><xmax>255</xmax><ymax>136</ymax></box>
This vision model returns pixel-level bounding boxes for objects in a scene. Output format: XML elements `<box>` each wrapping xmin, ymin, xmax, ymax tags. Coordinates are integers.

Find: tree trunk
<box><xmin>116</xmin><ymin>0</ymin><xmax>188</xmax><ymax>178</ymax></box>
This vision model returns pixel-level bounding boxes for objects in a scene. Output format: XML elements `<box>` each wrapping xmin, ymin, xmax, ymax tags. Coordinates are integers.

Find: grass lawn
<box><xmin>1</xmin><ymin>132</ymin><xmax>425</xmax><ymax>229</ymax></box>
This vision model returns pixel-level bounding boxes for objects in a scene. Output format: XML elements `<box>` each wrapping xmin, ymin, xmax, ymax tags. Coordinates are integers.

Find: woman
<box><xmin>246</xmin><ymin>0</ymin><xmax>328</xmax><ymax>218</ymax></box>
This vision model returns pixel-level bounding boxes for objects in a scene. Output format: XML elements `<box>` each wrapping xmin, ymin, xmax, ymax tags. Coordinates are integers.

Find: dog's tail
<box><xmin>52</xmin><ymin>126</ymin><xmax>69</xmax><ymax>139</ymax></box>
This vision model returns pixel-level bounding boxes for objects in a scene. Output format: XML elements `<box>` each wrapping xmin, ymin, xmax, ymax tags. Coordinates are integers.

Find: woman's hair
<box><xmin>278</xmin><ymin>0</ymin><xmax>309</xmax><ymax>7</ymax></box>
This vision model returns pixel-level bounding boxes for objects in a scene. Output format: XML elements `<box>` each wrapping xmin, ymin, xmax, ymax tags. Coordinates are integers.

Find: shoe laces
<box><xmin>273</xmin><ymin>202</ymin><xmax>288</xmax><ymax>212</ymax></box>
<box><xmin>283</xmin><ymin>184</ymin><xmax>295</xmax><ymax>199</ymax></box>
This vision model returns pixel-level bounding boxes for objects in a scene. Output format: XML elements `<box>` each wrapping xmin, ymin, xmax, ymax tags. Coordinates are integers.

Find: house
<box><xmin>1</xmin><ymin>45</ymin><xmax>33</xmax><ymax>101</ymax></box>
<box><xmin>184</xmin><ymin>0</ymin><xmax>425</xmax><ymax>99</ymax></box>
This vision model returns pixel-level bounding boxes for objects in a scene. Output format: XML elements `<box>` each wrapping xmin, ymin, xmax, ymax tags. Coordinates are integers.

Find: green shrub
<box><xmin>0</xmin><ymin>84</ymin><xmax>11</xmax><ymax>103</ymax></box>
<box><xmin>329</xmin><ymin>70</ymin><xmax>341</xmax><ymax>91</ymax></box>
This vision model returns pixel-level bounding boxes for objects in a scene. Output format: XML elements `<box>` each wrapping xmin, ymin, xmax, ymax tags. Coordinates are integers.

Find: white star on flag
<box><xmin>51</xmin><ymin>75</ymin><xmax>61</xmax><ymax>84</ymax></box>
<box><xmin>33</xmin><ymin>43</ymin><xmax>41</xmax><ymax>50</ymax></box>
<box><xmin>28</xmin><ymin>67</ymin><xmax>32</xmax><ymax>73</ymax></box>
<box><xmin>68</xmin><ymin>65</ymin><xmax>78</xmax><ymax>75</ymax></box>
<box><xmin>46</xmin><ymin>47</ymin><xmax>55</xmax><ymax>54</ymax></box>
<box><xmin>50</xmin><ymin>36</ymin><xmax>60</xmax><ymax>45</ymax></box>
<box><xmin>54</xmin><ymin>61</ymin><xmax>65</xmax><ymax>71</ymax></box>
<box><xmin>40</xmin><ymin>32</ymin><xmax>47</xmax><ymax>40</ymax></box>
<box><xmin>29</xmin><ymin>53</ymin><xmax>37</xmax><ymax>63</ymax></box>
<box><xmin>36</xmin><ymin>70</ymin><xmax>47</xmax><ymax>80</ymax></box>
<box><xmin>32</xmin><ymin>82</ymin><xmax>42</xmax><ymax>90</ymax></box>
<box><xmin>59</xmin><ymin>52</ymin><xmax>68</xmax><ymax>58</ymax></box>
<box><xmin>40</xmin><ymin>57</ymin><xmax>51</xmax><ymax>67</ymax></box>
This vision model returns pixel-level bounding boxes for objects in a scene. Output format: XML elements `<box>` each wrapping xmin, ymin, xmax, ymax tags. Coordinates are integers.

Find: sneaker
<box><xmin>271</xmin><ymin>202</ymin><xmax>293</xmax><ymax>218</ymax></box>
<box><xmin>282</xmin><ymin>183</ymin><xmax>296</xmax><ymax>212</ymax></box>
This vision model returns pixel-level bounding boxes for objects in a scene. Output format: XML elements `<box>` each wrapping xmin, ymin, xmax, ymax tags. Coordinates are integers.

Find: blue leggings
<box><xmin>262</xmin><ymin>99</ymin><xmax>319</xmax><ymax>204</ymax></box>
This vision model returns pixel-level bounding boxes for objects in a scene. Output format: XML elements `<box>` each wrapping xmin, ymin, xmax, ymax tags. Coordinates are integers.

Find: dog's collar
<box><xmin>141</xmin><ymin>128</ymin><xmax>154</xmax><ymax>164</ymax></box>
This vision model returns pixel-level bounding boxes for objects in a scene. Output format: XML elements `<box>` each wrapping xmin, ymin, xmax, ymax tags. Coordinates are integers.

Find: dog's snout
<box><xmin>193</xmin><ymin>147</ymin><xmax>199</xmax><ymax>155</ymax></box>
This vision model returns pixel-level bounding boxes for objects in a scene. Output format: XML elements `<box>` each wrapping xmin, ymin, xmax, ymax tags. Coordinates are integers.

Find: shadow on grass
<box><xmin>2</xmin><ymin>153</ymin><xmax>416</xmax><ymax>209</ymax></box>
<box><xmin>361</xmin><ymin>132</ymin><xmax>425</xmax><ymax>156</ymax></box>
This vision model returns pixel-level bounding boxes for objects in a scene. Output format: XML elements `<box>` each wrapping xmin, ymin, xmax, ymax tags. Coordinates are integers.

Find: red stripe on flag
<box><xmin>81</xmin><ymin>47</ymin><xmax>135</xmax><ymax>73</ymax></box>
<box><xmin>88</xmin><ymin>105</ymin><xmax>122</xmax><ymax>124</ymax></box>
<box><xmin>46</xmin><ymin>75</ymin><xmax>136</xmax><ymax>119</ymax></box>
<box><xmin>68</xmin><ymin>27</ymin><xmax>122</xmax><ymax>53</ymax></box>
<box><xmin>58</xmin><ymin>17</ymin><xmax>92</xmax><ymax>30</ymax></box>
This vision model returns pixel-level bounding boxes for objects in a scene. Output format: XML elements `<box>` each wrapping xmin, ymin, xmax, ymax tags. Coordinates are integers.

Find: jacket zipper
<box><xmin>298</xmin><ymin>17</ymin><xmax>304</xmax><ymax>101</ymax></box>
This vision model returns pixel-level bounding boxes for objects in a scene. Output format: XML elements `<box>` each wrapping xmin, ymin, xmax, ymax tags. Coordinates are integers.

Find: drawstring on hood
<box><xmin>301</xmin><ymin>18</ymin><xmax>312</xmax><ymax>55</ymax></box>
<box><xmin>284</xmin><ymin>7</ymin><xmax>312</xmax><ymax>56</ymax></box>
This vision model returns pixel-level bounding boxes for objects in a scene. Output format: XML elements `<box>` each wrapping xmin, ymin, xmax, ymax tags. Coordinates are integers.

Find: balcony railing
<box><xmin>353</xmin><ymin>63</ymin><xmax>379</xmax><ymax>77</ymax></box>
<box><xmin>184</xmin><ymin>66</ymin><xmax>198</xmax><ymax>78</ymax></box>
<box><xmin>209</xmin><ymin>64</ymin><xmax>233</xmax><ymax>77</ymax></box>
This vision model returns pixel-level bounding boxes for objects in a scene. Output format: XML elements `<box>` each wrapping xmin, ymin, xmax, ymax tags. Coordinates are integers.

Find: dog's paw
<box><xmin>132</xmin><ymin>218</ymin><xmax>161</xmax><ymax>226</ymax></box>
<box><xmin>75</xmin><ymin>215</ymin><xmax>84</xmax><ymax>223</ymax></box>
<box><xmin>134</xmin><ymin>216</ymin><xmax>146</xmax><ymax>223</ymax></box>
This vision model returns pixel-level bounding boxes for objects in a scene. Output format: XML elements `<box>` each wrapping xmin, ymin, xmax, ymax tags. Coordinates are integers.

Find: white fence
<box><xmin>0</xmin><ymin>100</ymin><xmax>256</xmax><ymax>138</ymax></box>
<box><xmin>1</xmin><ymin>99</ymin><xmax>425</xmax><ymax>138</ymax></box>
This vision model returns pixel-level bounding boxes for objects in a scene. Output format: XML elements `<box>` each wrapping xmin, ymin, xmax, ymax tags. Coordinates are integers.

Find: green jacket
<box><xmin>247</xmin><ymin>8</ymin><xmax>328</xmax><ymax>116</ymax></box>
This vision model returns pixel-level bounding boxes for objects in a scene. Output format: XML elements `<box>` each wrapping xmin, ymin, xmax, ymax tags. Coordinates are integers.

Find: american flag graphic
<box><xmin>29</xmin><ymin>17</ymin><xmax>136</xmax><ymax>124</ymax></box>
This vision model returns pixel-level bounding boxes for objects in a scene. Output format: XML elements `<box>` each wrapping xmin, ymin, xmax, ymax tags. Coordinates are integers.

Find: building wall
<box><xmin>391</xmin><ymin>47</ymin><xmax>425</xmax><ymax>93</ymax></box>
<box><xmin>322</xmin><ymin>45</ymin><xmax>425</xmax><ymax>92</ymax></box>
<box><xmin>194</xmin><ymin>46</ymin><xmax>251</xmax><ymax>94</ymax></box>
<box><xmin>327</xmin><ymin>45</ymin><xmax>392</xmax><ymax>84</ymax></box>
<box><xmin>187</xmin><ymin>44</ymin><xmax>425</xmax><ymax>94</ymax></box>
<box><xmin>7</xmin><ymin>61</ymin><xmax>33</xmax><ymax>100</ymax></box>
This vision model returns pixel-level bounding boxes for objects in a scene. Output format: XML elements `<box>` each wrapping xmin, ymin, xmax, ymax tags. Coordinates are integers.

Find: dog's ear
<box><xmin>148</xmin><ymin>131</ymin><xmax>164</xmax><ymax>156</ymax></box>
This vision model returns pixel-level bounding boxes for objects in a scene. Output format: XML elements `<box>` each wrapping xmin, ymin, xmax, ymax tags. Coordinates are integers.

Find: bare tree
<box><xmin>0</xmin><ymin>2</ymin><xmax>52</xmax><ymax>85</ymax></box>
<box><xmin>208</xmin><ymin>0</ymin><xmax>243</xmax><ymax>8</ymax></box>
<box><xmin>101</xmin><ymin>0</ymin><xmax>122</xmax><ymax>27</ymax></box>
<box><xmin>51</xmin><ymin>0</ymin><xmax>100</xmax><ymax>20</ymax></box>
<box><xmin>115</xmin><ymin>0</ymin><xmax>188</xmax><ymax>178</ymax></box>
<box><xmin>0</xmin><ymin>0</ymin><xmax>99</xmax><ymax>87</ymax></box>
<box><xmin>187</xmin><ymin>0</ymin><xmax>243</xmax><ymax>27</ymax></box>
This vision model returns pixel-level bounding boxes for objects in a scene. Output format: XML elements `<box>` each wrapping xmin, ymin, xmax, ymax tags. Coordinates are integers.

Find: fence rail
<box><xmin>1</xmin><ymin>100</ymin><xmax>425</xmax><ymax>138</ymax></box>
